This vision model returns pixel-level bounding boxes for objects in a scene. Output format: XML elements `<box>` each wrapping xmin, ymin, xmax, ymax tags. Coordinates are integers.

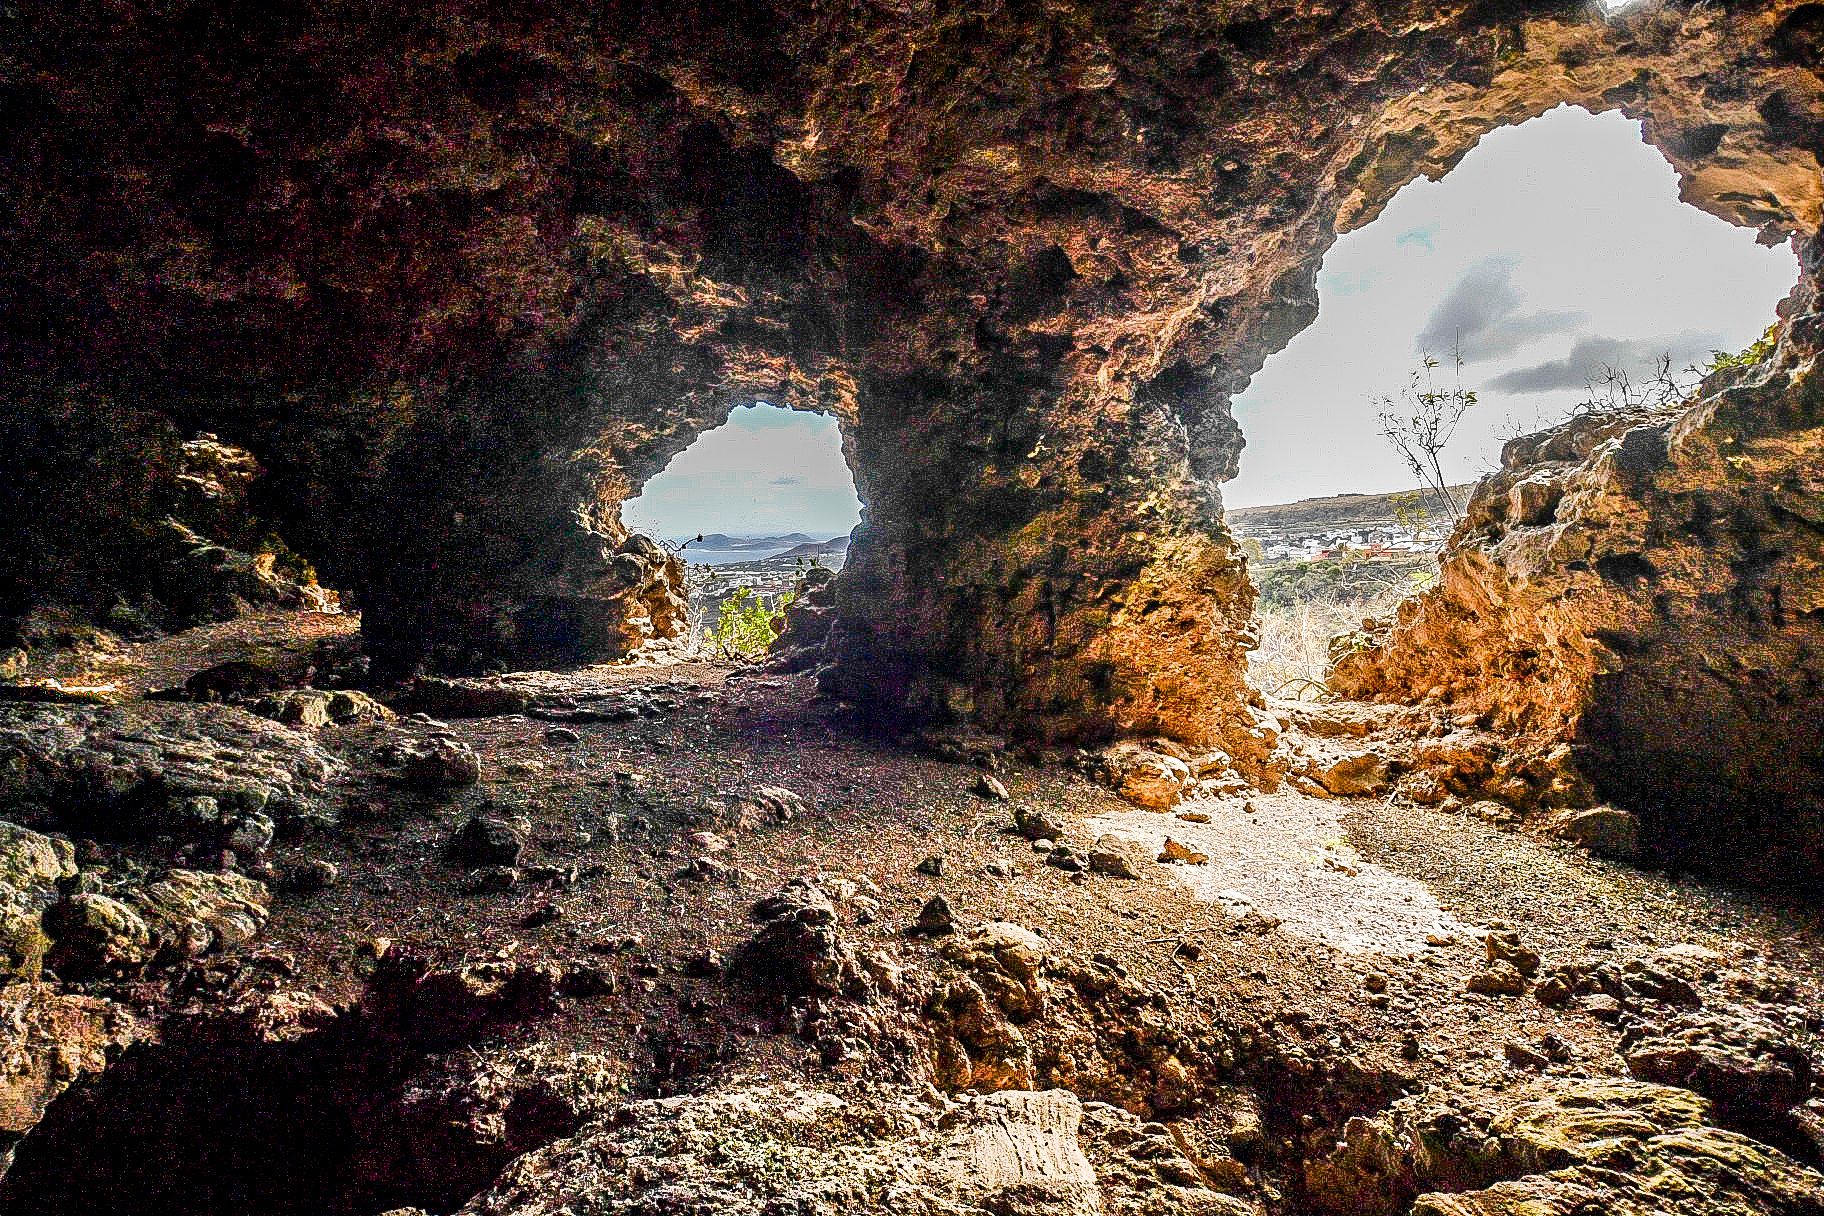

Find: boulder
<box><xmin>448</xmin><ymin>813</ymin><xmax>529</xmax><ymax>869</ymax></box>
<box><xmin>1559</xmin><ymin>805</ymin><xmax>1641</xmax><ymax>861</ymax></box>
<box><xmin>1087</xmin><ymin>743</ymin><xmax>1194</xmax><ymax>810</ymax></box>
<box><xmin>0</xmin><ymin>984</ymin><xmax>146</xmax><ymax>1171</ymax></box>
<box><xmin>1621</xmin><ymin>1007</ymin><xmax>1814</xmax><ymax>1124</ymax></box>
<box><xmin>0</xmin><ymin>702</ymin><xmax>345</xmax><ymax>838</ymax></box>
<box><xmin>0</xmin><ymin>821</ymin><xmax>77</xmax><ymax>984</ymax></box>
<box><xmin>1089</xmin><ymin>834</ymin><xmax>1149</xmax><ymax>879</ymax></box>
<box><xmin>1311</xmin><ymin>752</ymin><xmax>1392</xmax><ymax>797</ymax></box>
<box><xmin>1304</xmin><ymin>1076</ymin><xmax>1824</xmax><ymax>1216</ymax></box>
<box><xmin>44</xmin><ymin>893</ymin><xmax>151</xmax><ymax>977</ymax></box>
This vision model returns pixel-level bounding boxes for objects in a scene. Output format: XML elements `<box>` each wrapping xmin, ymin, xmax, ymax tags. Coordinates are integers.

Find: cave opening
<box><xmin>1230</xmin><ymin>103</ymin><xmax>1801</xmax><ymax>699</ymax></box>
<box><xmin>619</xmin><ymin>401</ymin><xmax>862</xmax><ymax>652</ymax></box>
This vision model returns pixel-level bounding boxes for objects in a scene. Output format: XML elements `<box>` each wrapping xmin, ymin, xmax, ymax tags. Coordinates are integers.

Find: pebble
<box><xmin>972</xmin><ymin>773</ymin><xmax>1010</xmax><ymax>800</ymax></box>
<box><xmin>284</xmin><ymin>858</ymin><xmax>341</xmax><ymax>892</ymax></box>
<box><xmin>916</xmin><ymin>894</ymin><xmax>956</xmax><ymax>935</ymax></box>
<box><xmin>1158</xmin><ymin>838</ymin><xmax>1209</xmax><ymax>865</ymax></box>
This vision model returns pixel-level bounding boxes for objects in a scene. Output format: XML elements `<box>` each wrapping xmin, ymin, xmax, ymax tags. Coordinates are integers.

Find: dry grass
<box><xmin>1248</xmin><ymin>570</ymin><xmax>1425</xmax><ymax>700</ymax></box>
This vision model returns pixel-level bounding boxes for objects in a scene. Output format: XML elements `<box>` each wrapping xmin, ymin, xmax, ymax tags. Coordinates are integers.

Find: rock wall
<box><xmin>1</xmin><ymin>2</ymin><xmax>1820</xmax><ymax>752</ymax></box>
<box><xmin>1334</xmin><ymin>236</ymin><xmax>1824</xmax><ymax>887</ymax></box>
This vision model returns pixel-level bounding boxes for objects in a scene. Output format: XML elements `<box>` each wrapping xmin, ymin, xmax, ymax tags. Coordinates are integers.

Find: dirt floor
<box><xmin>2</xmin><ymin>611</ymin><xmax>1820</xmax><ymax>1215</ymax></box>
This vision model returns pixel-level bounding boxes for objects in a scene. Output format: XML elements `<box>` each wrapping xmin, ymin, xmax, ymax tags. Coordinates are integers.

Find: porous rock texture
<box><xmin>1332</xmin><ymin>235</ymin><xmax>1824</xmax><ymax>888</ymax></box>
<box><xmin>5</xmin><ymin>0</ymin><xmax>1819</xmax><ymax>765</ymax></box>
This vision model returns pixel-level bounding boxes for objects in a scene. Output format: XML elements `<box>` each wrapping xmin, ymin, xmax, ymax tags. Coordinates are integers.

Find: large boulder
<box><xmin>0</xmin><ymin>703</ymin><xmax>346</xmax><ymax>839</ymax></box>
<box><xmin>456</xmin><ymin>1083</ymin><xmax>1251</xmax><ymax>1216</ymax></box>
<box><xmin>0</xmin><ymin>822</ymin><xmax>76</xmax><ymax>985</ymax></box>
<box><xmin>1306</xmin><ymin>1077</ymin><xmax>1824</xmax><ymax>1216</ymax></box>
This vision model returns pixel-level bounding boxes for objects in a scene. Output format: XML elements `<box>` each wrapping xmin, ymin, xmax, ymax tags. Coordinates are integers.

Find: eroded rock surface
<box><xmin>4</xmin><ymin>1</ymin><xmax>1817</xmax><ymax>759</ymax></box>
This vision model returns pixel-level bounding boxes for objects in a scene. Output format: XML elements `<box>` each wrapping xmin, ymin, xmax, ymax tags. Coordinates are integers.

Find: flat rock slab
<box><xmin>0</xmin><ymin>702</ymin><xmax>346</xmax><ymax>831</ymax></box>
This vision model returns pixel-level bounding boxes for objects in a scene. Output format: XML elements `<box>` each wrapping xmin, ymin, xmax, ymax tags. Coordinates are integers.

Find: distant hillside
<box><xmin>692</xmin><ymin>532</ymin><xmax>820</xmax><ymax>550</ymax></box>
<box><xmin>776</xmin><ymin>535</ymin><xmax>851</xmax><ymax>559</ymax></box>
<box><xmin>1226</xmin><ymin>485</ymin><xmax>1476</xmax><ymax>541</ymax></box>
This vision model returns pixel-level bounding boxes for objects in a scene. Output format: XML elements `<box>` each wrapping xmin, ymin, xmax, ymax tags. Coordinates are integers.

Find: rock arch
<box><xmin>0</xmin><ymin>1</ymin><xmax>1818</xmax><ymax>780</ymax></box>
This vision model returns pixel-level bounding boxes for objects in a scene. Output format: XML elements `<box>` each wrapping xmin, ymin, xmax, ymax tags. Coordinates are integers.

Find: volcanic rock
<box><xmin>449</xmin><ymin>813</ymin><xmax>530</xmax><ymax>869</ymax></box>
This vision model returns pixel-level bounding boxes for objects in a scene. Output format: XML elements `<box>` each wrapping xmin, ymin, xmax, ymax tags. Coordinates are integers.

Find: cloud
<box><xmin>1395</xmin><ymin>225</ymin><xmax>1437</xmax><ymax>252</ymax></box>
<box><xmin>1487</xmin><ymin>330</ymin><xmax>1726</xmax><ymax>394</ymax></box>
<box><xmin>1416</xmin><ymin>258</ymin><xmax>1586</xmax><ymax>360</ymax></box>
<box><xmin>769</xmin><ymin>476</ymin><xmax>802</xmax><ymax>486</ymax></box>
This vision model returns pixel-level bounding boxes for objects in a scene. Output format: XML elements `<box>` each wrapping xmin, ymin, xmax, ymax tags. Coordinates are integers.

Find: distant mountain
<box><xmin>776</xmin><ymin>535</ymin><xmax>851</xmax><ymax>559</ymax></box>
<box><xmin>687</xmin><ymin>532</ymin><xmax>820</xmax><ymax>551</ymax></box>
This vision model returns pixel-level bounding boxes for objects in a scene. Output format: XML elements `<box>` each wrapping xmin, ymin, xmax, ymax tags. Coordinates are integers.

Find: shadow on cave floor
<box><xmin>4</xmin><ymin>609</ymin><xmax>1823</xmax><ymax>1213</ymax></box>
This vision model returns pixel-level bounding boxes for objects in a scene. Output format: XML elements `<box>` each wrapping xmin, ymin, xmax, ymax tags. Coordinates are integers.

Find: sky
<box><xmin>1223</xmin><ymin>105</ymin><xmax>1799</xmax><ymax>508</ymax></box>
<box><xmin>621</xmin><ymin>402</ymin><xmax>862</xmax><ymax>540</ymax></box>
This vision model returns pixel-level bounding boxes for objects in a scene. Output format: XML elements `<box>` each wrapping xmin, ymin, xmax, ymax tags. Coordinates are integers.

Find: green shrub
<box><xmin>1705</xmin><ymin>323</ymin><xmax>1779</xmax><ymax>374</ymax></box>
<box><xmin>702</xmin><ymin>586</ymin><xmax>797</xmax><ymax>659</ymax></box>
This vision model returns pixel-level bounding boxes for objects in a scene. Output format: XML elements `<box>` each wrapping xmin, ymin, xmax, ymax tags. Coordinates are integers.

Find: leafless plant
<box><xmin>1376</xmin><ymin>342</ymin><xmax>1478</xmax><ymax>523</ymax></box>
<box><xmin>1574</xmin><ymin>352</ymin><xmax>1696</xmax><ymax>418</ymax></box>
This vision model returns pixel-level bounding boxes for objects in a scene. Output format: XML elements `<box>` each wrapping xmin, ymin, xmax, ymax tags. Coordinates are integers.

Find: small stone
<box><xmin>683</xmin><ymin>948</ymin><xmax>725</xmax><ymax>976</ymax></box>
<box><xmin>916</xmin><ymin>894</ymin><xmax>956</xmax><ymax>935</ymax></box>
<box><xmin>1013</xmin><ymin>805</ymin><xmax>1068</xmax><ymax>841</ymax></box>
<box><xmin>1363</xmin><ymin>972</ymin><xmax>1389</xmax><ymax>994</ymax></box>
<box><xmin>915</xmin><ymin>854</ymin><xmax>946</xmax><ymax>877</ymax></box>
<box><xmin>1045</xmin><ymin>846</ymin><xmax>1089</xmax><ymax>872</ymax></box>
<box><xmin>1585</xmin><ymin>993</ymin><xmax>1623</xmax><ymax>1021</ymax></box>
<box><xmin>543</xmin><ymin>726</ymin><xmax>582</xmax><ymax>745</ymax></box>
<box><xmin>464</xmin><ymin>865</ymin><xmax>520</xmax><ymax>893</ymax></box>
<box><xmin>448</xmin><ymin>813</ymin><xmax>528</xmax><ymax>869</ymax></box>
<box><xmin>1534</xmin><ymin>974</ymin><xmax>1573</xmax><ymax>1006</ymax></box>
<box><xmin>400</xmin><ymin>737</ymin><xmax>483</xmax><ymax>790</ymax></box>
<box><xmin>689</xmin><ymin>830</ymin><xmax>730</xmax><ymax>854</ymax></box>
<box><xmin>983</xmin><ymin>859</ymin><xmax>1015</xmax><ymax>878</ymax></box>
<box><xmin>1485</xmin><ymin>928</ymin><xmax>1542</xmax><ymax>976</ymax></box>
<box><xmin>1175</xmin><ymin>810</ymin><xmax>1212</xmax><ymax>824</ymax></box>
<box><xmin>972</xmin><ymin>773</ymin><xmax>1010</xmax><ymax>800</ymax></box>
<box><xmin>521</xmin><ymin>901</ymin><xmax>562</xmax><ymax>927</ymax></box>
<box><xmin>283</xmin><ymin>858</ymin><xmax>341</xmax><ymax>891</ymax></box>
<box><xmin>1467</xmin><ymin>961</ymin><xmax>1527</xmax><ymax>996</ymax></box>
<box><xmin>1088</xmin><ymin>834</ymin><xmax>1147</xmax><ymax>879</ymax></box>
<box><xmin>1503</xmin><ymin>1040</ymin><xmax>1550</xmax><ymax>1070</ymax></box>
<box><xmin>1158</xmin><ymin>838</ymin><xmax>1209</xmax><ymax>865</ymax></box>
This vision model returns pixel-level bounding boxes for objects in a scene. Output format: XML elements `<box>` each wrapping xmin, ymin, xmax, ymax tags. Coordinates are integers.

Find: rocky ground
<box><xmin>0</xmin><ymin>611</ymin><xmax>1819</xmax><ymax>1215</ymax></box>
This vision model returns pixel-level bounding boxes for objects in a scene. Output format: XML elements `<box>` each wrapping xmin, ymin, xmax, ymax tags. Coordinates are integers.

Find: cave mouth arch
<box><xmin>615</xmin><ymin>400</ymin><xmax>863</xmax><ymax>649</ymax></box>
<box><xmin>1226</xmin><ymin>103</ymin><xmax>1802</xmax><ymax>516</ymax></box>
<box><xmin>1227</xmin><ymin>103</ymin><xmax>1803</xmax><ymax>699</ymax></box>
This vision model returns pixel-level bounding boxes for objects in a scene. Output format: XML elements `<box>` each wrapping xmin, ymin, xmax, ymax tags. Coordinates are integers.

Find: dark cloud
<box><xmin>769</xmin><ymin>476</ymin><xmax>802</xmax><ymax>486</ymax></box>
<box><xmin>1416</xmin><ymin>257</ymin><xmax>1587</xmax><ymax>360</ymax></box>
<box><xmin>1487</xmin><ymin>330</ymin><xmax>1726</xmax><ymax>394</ymax></box>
